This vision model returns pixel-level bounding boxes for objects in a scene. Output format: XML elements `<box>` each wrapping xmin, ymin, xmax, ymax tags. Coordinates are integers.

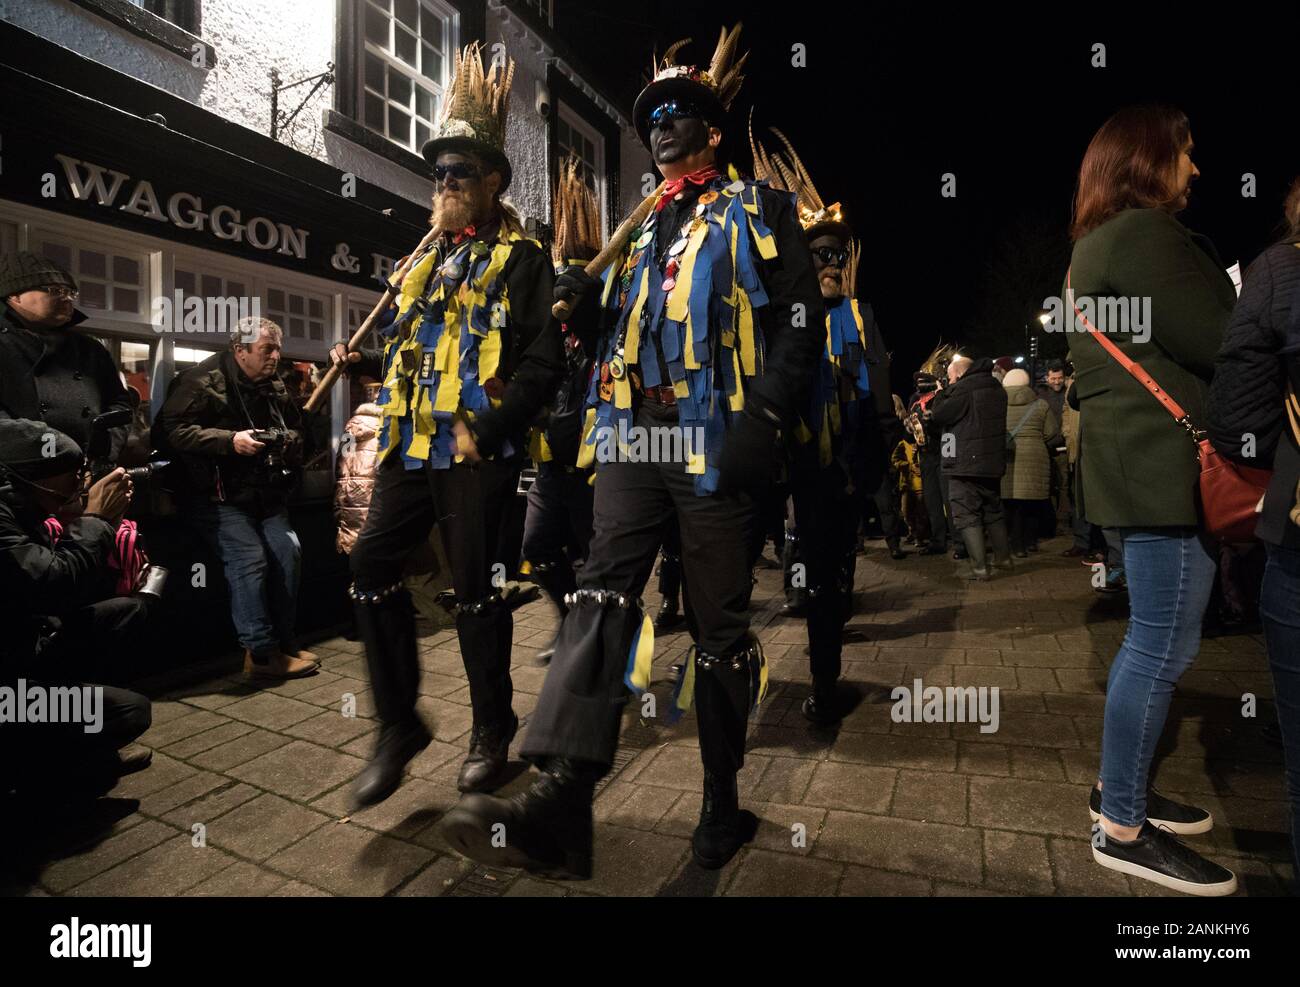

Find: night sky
<box><xmin>558</xmin><ymin>2</ymin><xmax>1295</xmax><ymax>394</ymax></box>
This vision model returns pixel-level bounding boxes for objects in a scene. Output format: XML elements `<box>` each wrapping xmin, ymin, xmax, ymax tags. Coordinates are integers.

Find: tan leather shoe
<box><xmin>283</xmin><ymin>647</ymin><xmax>320</xmax><ymax>664</ymax></box>
<box><xmin>243</xmin><ymin>649</ymin><xmax>320</xmax><ymax>680</ymax></box>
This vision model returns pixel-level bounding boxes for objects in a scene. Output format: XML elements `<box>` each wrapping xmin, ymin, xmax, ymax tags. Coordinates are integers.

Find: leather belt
<box><xmin>639</xmin><ymin>383</ymin><xmax>677</xmax><ymax>406</ymax></box>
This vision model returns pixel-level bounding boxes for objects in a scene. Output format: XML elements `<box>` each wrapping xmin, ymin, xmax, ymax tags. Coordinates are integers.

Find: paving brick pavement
<box><xmin>5</xmin><ymin>534</ymin><xmax>1292</xmax><ymax>897</ymax></box>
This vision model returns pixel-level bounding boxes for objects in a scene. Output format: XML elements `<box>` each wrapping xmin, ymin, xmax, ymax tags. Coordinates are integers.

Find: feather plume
<box><xmin>551</xmin><ymin>155</ymin><xmax>603</xmax><ymax>264</ymax></box>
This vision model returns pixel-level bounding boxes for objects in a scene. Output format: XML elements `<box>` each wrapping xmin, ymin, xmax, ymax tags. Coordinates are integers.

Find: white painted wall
<box><xmin>1</xmin><ymin>0</ymin><xmax>651</xmax><ymax>221</ymax></box>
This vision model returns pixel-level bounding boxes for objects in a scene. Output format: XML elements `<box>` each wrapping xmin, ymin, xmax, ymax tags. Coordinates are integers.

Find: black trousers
<box><xmin>522</xmin><ymin>403</ymin><xmax>758</xmax><ymax>776</ymax></box>
<box><xmin>350</xmin><ymin>452</ymin><xmax>522</xmax><ymax>731</ymax></box>
<box><xmin>522</xmin><ymin>464</ymin><xmax>594</xmax><ymax>609</ymax></box>
<box><xmin>947</xmin><ymin>476</ymin><xmax>1005</xmax><ymax>531</ymax></box>
<box><xmin>920</xmin><ymin>448</ymin><xmax>950</xmax><ymax>547</ymax></box>
<box><xmin>3</xmin><ymin>596</ymin><xmax>152</xmax><ymax>791</ymax></box>
<box><xmin>791</xmin><ymin>463</ymin><xmax>862</xmax><ymax>684</ymax></box>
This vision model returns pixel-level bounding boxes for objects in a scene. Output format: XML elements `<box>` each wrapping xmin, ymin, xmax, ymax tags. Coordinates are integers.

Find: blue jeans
<box><xmin>1099</xmin><ymin>528</ymin><xmax>1216</xmax><ymax>827</ymax></box>
<box><xmin>193</xmin><ymin>503</ymin><xmax>301</xmax><ymax>658</ymax></box>
<box><xmin>1259</xmin><ymin>543</ymin><xmax>1300</xmax><ymax>892</ymax></box>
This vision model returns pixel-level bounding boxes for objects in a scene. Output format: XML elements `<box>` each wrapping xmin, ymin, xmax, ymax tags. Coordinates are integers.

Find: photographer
<box><xmin>925</xmin><ymin>354</ymin><xmax>1013</xmax><ymax>578</ymax></box>
<box><xmin>0</xmin><ymin>252</ymin><xmax>132</xmax><ymax>460</ymax></box>
<box><xmin>156</xmin><ymin>317</ymin><xmax>318</xmax><ymax>680</ymax></box>
<box><xmin>0</xmin><ymin>419</ymin><xmax>152</xmax><ymax>794</ymax></box>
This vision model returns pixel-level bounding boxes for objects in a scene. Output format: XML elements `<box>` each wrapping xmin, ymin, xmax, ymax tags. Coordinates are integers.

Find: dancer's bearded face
<box><xmin>430</xmin><ymin>152</ymin><xmax>498</xmax><ymax>232</ymax></box>
<box><xmin>810</xmin><ymin>234</ymin><xmax>846</xmax><ymax>300</ymax></box>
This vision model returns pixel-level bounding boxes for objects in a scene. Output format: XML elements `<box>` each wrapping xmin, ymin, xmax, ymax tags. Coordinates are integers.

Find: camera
<box><xmin>250</xmin><ymin>428</ymin><xmax>294</xmax><ymax>480</ymax></box>
<box><xmin>86</xmin><ymin>409</ymin><xmax>169</xmax><ymax>482</ymax></box>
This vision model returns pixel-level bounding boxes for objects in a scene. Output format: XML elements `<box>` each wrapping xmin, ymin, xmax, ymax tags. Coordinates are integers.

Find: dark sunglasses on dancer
<box><xmin>648</xmin><ymin>100</ymin><xmax>706</xmax><ymax>129</ymax></box>
<box><xmin>812</xmin><ymin>246</ymin><xmax>849</xmax><ymax>267</ymax></box>
<box><xmin>432</xmin><ymin>161</ymin><xmax>482</xmax><ymax>184</ymax></box>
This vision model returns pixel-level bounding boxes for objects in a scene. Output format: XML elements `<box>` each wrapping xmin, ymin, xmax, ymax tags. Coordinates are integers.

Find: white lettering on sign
<box><xmin>53</xmin><ymin>153</ymin><xmax>310</xmax><ymax>261</ymax></box>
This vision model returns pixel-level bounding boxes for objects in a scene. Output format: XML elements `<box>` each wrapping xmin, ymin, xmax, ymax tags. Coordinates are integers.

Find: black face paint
<box><xmin>650</xmin><ymin>115</ymin><xmax>711</xmax><ymax>165</ymax></box>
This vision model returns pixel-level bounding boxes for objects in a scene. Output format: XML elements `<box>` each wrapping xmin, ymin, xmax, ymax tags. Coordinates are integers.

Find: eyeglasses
<box><xmin>41</xmin><ymin>285</ymin><xmax>79</xmax><ymax>300</ymax></box>
<box><xmin>812</xmin><ymin>246</ymin><xmax>849</xmax><ymax>267</ymax></box>
<box><xmin>648</xmin><ymin>100</ymin><xmax>704</xmax><ymax>130</ymax></box>
<box><xmin>433</xmin><ymin>162</ymin><xmax>482</xmax><ymax>184</ymax></box>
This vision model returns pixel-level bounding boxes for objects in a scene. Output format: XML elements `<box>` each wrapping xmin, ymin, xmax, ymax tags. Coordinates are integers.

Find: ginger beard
<box><xmin>428</xmin><ymin>153</ymin><xmax>498</xmax><ymax>233</ymax></box>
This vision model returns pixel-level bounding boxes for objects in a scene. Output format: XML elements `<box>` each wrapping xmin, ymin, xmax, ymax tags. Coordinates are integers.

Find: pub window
<box><xmin>174</xmin><ymin>267</ymin><xmax>250</xmax><ymax>305</ymax></box>
<box><xmin>174</xmin><ymin>343</ymin><xmax>220</xmax><ymax>373</ymax></box>
<box><xmin>35</xmin><ymin>235</ymin><xmax>148</xmax><ymax>318</ymax></box>
<box><xmin>265</xmin><ymin>285</ymin><xmax>330</xmax><ymax>345</ymax></box>
<box><xmin>0</xmin><ymin>221</ymin><xmax>16</xmax><ymax>257</ymax></box>
<box><xmin>360</xmin><ymin>0</ymin><xmax>457</xmax><ymax>153</ymax></box>
<box><xmin>93</xmin><ymin>338</ymin><xmax>156</xmax><ymax>425</ymax></box>
<box><xmin>126</xmin><ymin>0</ymin><xmax>201</xmax><ymax>34</ymax></box>
<box><xmin>556</xmin><ymin>104</ymin><xmax>606</xmax><ymax>218</ymax></box>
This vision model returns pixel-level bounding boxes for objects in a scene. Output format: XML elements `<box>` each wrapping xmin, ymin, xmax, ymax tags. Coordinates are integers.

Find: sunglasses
<box><xmin>41</xmin><ymin>285</ymin><xmax>79</xmax><ymax>300</ymax></box>
<box><xmin>812</xmin><ymin>246</ymin><xmax>849</xmax><ymax>266</ymax></box>
<box><xmin>432</xmin><ymin>161</ymin><xmax>482</xmax><ymax>184</ymax></box>
<box><xmin>648</xmin><ymin>100</ymin><xmax>705</xmax><ymax>130</ymax></box>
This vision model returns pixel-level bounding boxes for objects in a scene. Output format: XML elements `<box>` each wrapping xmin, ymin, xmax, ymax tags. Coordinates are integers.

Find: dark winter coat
<box><xmin>1066</xmin><ymin>209</ymin><xmax>1235</xmax><ymax>527</ymax></box>
<box><xmin>0</xmin><ymin>477</ymin><xmax>116</xmax><ymax>673</ymax></box>
<box><xmin>155</xmin><ymin>350</ymin><xmax>305</xmax><ymax>514</ymax></box>
<box><xmin>0</xmin><ymin>302</ymin><xmax>132</xmax><ymax>461</ymax></box>
<box><xmin>1208</xmin><ymin>238</ymin><xmax>1300</xmax><ymax>548</ymax></box>
<box><xmin>927</xmin><ymin>358</ymin><xmax>1008</xmax><ymax>479</ymax></box>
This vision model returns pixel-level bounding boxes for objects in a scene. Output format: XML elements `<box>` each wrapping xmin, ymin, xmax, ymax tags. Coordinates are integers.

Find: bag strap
<box><xmin>1067</xmin><ymin>268</ymin><xmax>1204</xmax><ymax>441</ymax></box>
<box><xmin>1008</xmin><ymin>405</ymin><xmax>1034</xmax><ymax>439</ymax></box>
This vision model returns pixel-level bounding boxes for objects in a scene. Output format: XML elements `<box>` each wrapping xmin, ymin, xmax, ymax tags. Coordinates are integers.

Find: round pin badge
<box><xmin>668</xmin><ymin>239</ymin><xmax>688</xmax><ymax>257</ymax></box>
<box><xmin>699</xmin><ymin>191</ymin><xmax>718</xmax><ymax>205</ymax></box>
<box><xmin>470</xmin><ymin>242</ymin><xmax>489</xmax><ymax>257</ymax></box>
<box><xmin>610</xmin><ymin>354</ymin><xmax>626</xmax><ymax>380</ymax></box>
<box><xmin>443</xmin><ymin>262</ymin><xmax>463</xmax><ymax>280</ymax></box>
<box><xmin>662</xmin><ymin>276</ymin><xmax>677</xmax><ymax>292</ymax></box>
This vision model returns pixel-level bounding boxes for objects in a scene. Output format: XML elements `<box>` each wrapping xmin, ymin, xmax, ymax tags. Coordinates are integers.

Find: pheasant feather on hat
<box><xmin>633</xmin><ymin>22</ymin><xmax>749</xmax><ymax>148</ymax></box>
<box><xmin>421</xmin><ymin>42</ymin><xmax>516</xmax><ymax>190</ymax></box>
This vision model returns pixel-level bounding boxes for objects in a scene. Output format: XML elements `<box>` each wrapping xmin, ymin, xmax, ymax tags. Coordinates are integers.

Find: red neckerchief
<box><xmin>655</xmin><ymin>166</ymin><xmax>721</xmax><ymax>212</ymax></box>
<box><xmin>452</xmin><ymin>224</ymin><xmax>477</xmax><ymax>244</ymax></box>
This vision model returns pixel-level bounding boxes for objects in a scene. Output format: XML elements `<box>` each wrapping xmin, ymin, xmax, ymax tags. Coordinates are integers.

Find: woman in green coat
<box><xmin>1064</xmin><ymin>105</ymin><xmax>1237</xmax><ymax>896</ymax></box>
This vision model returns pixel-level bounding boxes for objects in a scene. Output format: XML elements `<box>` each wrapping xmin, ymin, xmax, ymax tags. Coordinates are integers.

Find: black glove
<box><xmin>717</xmin><ymin>407</ymin><xmax>781</xmax><ymax>496</ymax></box>
<box><xmin>554</xmin><ymin>265</ymin><xmax>599</xmax><ymax>306</ymax></box>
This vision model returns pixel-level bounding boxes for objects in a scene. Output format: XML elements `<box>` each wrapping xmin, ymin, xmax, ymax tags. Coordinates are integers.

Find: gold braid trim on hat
<box><xmin>551</xmin><ymin>155</ymin><xmax>602</xmax><ymax>265</ymax></box>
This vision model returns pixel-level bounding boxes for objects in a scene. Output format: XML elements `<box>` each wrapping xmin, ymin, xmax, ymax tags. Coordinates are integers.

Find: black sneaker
<box><xmin>1089</xmin><ymin>785</ymin><xmax>1213</xmax><ymax>835</ymax></box>
<box><xmin>1092</xmin><ymin>821</ymin><xmax>1237</xmax><ymax>896</ymax></box>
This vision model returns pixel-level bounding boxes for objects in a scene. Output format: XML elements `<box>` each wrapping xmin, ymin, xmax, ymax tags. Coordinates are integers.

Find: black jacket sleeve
<box><xmin>752</xmin><ymin>187</ymin><xmax>826</xmax><ymax>420</ymax></box>
<box><xmin>0</xmin><ymin>503</ymin><xmax>115</xmax><ymax>613</ymax></box>
<box><xmin>1209</xmin><ymin>244</ymin><xmax>1300</xmax><ymax>467</ymax></box>
<box><xmin>927</xmin><ymin>383</ymin><xmax>969</xmax><ymax>429</ymax></box>
<box><xmin>471</xmin><ymin>241</ymin><xmax>566</xmax><ymax>457</ymax></box>
<box><xmin>159</xmin><ymin>368</ymin><xmax>236</xmax><ymax>456</ymax></box>
<box><xmin>86</xmin><ymin>337</ymin><xmax>134</xmax><ymax>463</ymax></box>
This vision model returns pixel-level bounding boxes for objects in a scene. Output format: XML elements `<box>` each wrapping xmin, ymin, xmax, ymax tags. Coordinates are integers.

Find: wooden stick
<box><xmin>552</xmin><ymin>181</ymin><xmax>665</xmax><ymax>320</ymax></box>
<box><xmin>304</xmin><ymin>226</ymin><xmax>441</xmax><ymax>413</ymax></box>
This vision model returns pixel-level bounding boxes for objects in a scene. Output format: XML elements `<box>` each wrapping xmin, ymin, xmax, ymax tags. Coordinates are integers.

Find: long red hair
<box><xmin>1071</xmin><ymin>105</ymin><xmax>1190</xmax><ymax>241</ymax></box>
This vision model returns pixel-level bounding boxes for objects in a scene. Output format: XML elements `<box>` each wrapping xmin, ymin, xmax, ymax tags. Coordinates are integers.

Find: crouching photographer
<box><xmin>0</xmin><ymin>420</ymin><xmax>154</xmax><ymax>797</ymax></box>
<box><xmin>156</xmin><ymin>317</ymin><xmax>319</xmax><ymax>681</ymax></box>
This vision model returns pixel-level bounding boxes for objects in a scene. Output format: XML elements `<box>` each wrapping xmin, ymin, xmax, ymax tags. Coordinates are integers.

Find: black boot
<box><xmin>802</xmin><ymin>675</ymin><xmax>842</xmax><ymax>725</ymax></box>
<box><xmin>654</xmin><ymin>552</ymin><xmax>683</xmax><ymax>631</ymax></box>
<box><xmin>440</xmin><ymin>756</ymin><xmax>599</xmax><ymax>879</ymax></box>
<box><xmin>351</xmin><ymin>717</ymin><xmax>433</xmax><ymax>810</ymax></box>
<box><xmin>692</xmin><ymin>769</ymin><xmax>758</xmax><ymax>869</ymax></box>
<box><xmin>530</xmin><ymin>561</ymin><xmax>573</xmax><ymax>665</ymax></box>
<box><xmin>456</xmin><ymin>712</ymin><xmax>519</xmax><ymax>793</ymax></box>
<box><xmin>960</xmin><ymin>526</ymin><xmax>989</xmax><ymax>580</ymax></box>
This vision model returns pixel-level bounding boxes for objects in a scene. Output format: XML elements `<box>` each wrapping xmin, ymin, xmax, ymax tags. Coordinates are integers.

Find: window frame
<box><xmin>356</xmin><ymin>0</ymin><xmax>459</xmax><ymax>155</ymax></box>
